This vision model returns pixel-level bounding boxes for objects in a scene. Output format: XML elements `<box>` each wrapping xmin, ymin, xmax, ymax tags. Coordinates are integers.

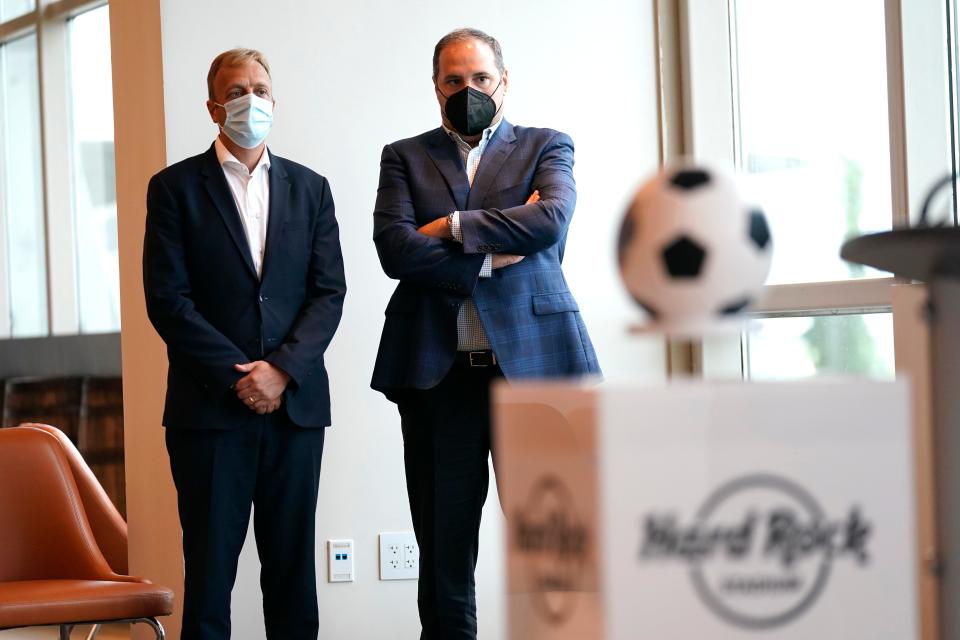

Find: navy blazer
<box><xmin>371</xmin><ymin>120</ymin><xmax>600</xmax><ymax>394</ymax></box>
<box><xmin>144</xmin><ymin>144</ymin><xmax>346</xmax><ymax>429</ymax></box>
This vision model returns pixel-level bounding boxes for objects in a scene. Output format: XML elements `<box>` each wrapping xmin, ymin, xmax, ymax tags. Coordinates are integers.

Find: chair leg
<box><xmin>59</xmin><ymin>624</ymin><xmax>74</xmax><ymax>640</ymax></box>
<box><xmin>133</xmin><ymin>618</ymin><xmax>165</xmax><ymax>640</ymax></box>
<box><xmin>84</xmin><ymin>623</ymin><xmax>102</xmax><ymax>640</ymax></box>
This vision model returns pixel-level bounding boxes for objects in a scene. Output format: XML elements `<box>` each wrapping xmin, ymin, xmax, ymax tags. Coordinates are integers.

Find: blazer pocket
<box><xmin>491</xmin><ymin>181</ymin><xmax>531</xmax><ymax>205</ymax></box>
<box><xmin>532</xmin><ymin>291</ymin><xmax>579</xmax><ymax>315</ymax></box>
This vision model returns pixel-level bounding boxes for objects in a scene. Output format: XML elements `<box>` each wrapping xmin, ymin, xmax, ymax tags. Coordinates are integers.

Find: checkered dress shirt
<box><xmin>445</xmin><ymin>119</ymin><xmax>501</xmax><ymax>351</ymax></box>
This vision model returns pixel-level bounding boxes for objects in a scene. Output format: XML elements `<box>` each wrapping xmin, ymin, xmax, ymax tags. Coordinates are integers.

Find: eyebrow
<box><xmin>224</xmin><ymin>81</ymin><xmax>270</xmax><ymax>93</ymax></box>
<box><xmin>442</xmin><ymin>72</ymin><xmax>492</xmax><ymax>82</ymax></box>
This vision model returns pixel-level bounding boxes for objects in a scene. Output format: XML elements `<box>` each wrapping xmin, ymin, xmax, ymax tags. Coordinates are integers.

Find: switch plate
<box><xmin>379</xmin><ymin>532</ymin><xmax>419</xmax><ymax>580</ymax></box>
<box><xmin>327</xmin><ymin>539</ymin><xmax>354</xmax><ymax>583</ymax></box>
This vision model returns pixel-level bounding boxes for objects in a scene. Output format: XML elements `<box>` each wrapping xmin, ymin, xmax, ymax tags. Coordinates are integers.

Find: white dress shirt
<box><xmin>215</xmin><ymin>137</ymin><xmax>271</xmax><ymax>279</ymax></box>
<box><xmin>443</xmin><ymin>118</ymin><xmax>503</xmax><ymax>351</ymax></box>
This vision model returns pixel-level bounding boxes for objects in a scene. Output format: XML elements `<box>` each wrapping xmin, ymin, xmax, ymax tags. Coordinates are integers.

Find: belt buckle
<box><xmin>468</xmin><ymin>351</ymin><xmax>495</xmax><ymax>367</ymax></box>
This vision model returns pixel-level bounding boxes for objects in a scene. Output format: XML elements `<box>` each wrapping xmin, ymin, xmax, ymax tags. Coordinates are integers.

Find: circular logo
<box><xmin>513</xmin><ymin>475</ymin><xmax>589</xmax><ymax>626</ymax></box>
<box><xmin>689</xmin><ymin>474</ymin><xmax>831</xmax><ymax>629</ymax></box>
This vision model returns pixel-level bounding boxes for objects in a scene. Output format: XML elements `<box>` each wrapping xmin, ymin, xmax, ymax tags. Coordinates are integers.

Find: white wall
<box><xmin>153</xmin><ymin>1</ymin><xmax>663</xmax><ymax>638</ymax></box>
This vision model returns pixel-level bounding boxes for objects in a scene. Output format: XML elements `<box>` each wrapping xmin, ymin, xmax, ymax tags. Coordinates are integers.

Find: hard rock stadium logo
<box><xmin>639</xmin><ymin>473</ymin><xmax>873</xmax><ymax>630</ymax></box>
<box><xmin>512</xmin><ymin>475</ymin><xmax>590</xmax><ymax>626</ymax></box>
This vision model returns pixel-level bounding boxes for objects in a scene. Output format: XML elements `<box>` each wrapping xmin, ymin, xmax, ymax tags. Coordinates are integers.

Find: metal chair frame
<box><xmin>53</xmin><ymin>617</ymin><xmax>165</xmax><ymax>639</ymax></box>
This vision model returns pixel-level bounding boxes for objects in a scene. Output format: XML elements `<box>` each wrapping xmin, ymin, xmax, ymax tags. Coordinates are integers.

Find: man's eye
<box><xmin>256</xmin><ymin>88</ymin><xmax>270</xmax><ymax>97</ymax></box>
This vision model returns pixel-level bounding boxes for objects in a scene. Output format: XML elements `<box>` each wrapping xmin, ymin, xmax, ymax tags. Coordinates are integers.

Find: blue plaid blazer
<box><xmin>371</xmin><ymin>119</ymin><xmax>600</xmax><ymax>395</ymax></box>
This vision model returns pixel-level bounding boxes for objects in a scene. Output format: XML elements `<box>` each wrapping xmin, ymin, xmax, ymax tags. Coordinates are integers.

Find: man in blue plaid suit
<box><xmin>371</xmin><ymin>28</ymin><xmax>600</xmax><ymax>639</ymax></box>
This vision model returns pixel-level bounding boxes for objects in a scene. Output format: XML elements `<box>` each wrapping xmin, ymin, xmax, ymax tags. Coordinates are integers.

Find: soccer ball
<box><xmin>618</xmin><ymin>163</ymin><xmax>772</xmax><ymax>335</ymax></box>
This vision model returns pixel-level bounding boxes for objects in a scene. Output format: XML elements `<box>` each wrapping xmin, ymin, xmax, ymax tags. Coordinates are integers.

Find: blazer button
<box><xmin>258</xmin><ymin>295</ymin><xmax>264</xmax><ymax>303</ymax></box>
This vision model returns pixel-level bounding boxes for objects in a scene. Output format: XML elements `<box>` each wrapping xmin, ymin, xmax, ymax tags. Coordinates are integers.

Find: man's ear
<box><xmin>206</xmin><ymin>99</ymin><xmax>219</xmax><ymax>124</ymax></box>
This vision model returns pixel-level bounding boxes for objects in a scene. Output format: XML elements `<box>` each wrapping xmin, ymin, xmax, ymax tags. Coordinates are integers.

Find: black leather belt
<box><xmin>454</xmin><ymin>350</ymin><xmax>497</xmax><ymax>367</ymax></box>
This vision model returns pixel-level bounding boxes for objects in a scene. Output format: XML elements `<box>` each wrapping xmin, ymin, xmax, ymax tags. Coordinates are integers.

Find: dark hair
<box><xmin>432</xmin><ymin>28</ymin><xmax>504</xmax><ymax>80</ymax></box>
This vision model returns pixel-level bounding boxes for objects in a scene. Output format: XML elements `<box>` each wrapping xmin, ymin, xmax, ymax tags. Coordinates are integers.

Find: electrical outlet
<box><xmin>386</xmin><ymin>542</ymin><xmax>400</xmax><ymax>570</ymax></box>
<box><xmin>379</xmin><ymin>532</ymin><xmax>419</xmax><ymax>580</ymax></box>
<box><xmin>403</xmin><ymin>543</ymin><xmax>418</xmax><ymax>570</ymax></box>
<box><xmin>327</xmin><ymin>539</ymin><xmax>355</xmax><ymax>583</ymax></box>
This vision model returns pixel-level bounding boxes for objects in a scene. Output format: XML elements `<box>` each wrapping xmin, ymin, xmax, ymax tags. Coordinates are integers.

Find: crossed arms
<box><xmin>372</xmin><ymin>131</ymin><xmax>577</xmax><ymax>294</ymax></box>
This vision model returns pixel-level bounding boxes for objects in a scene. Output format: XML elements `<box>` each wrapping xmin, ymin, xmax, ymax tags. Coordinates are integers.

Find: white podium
<box><xmin>494</xmin><ymin>379</ymin><xmax>917</xmax><ymax>639</ymax></box>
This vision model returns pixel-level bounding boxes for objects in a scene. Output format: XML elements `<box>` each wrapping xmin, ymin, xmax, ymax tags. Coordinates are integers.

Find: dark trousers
<box><xmin>165</xmin><ymin>413</ymin><xmax>325</xmax><ymax>640</ymax></box>
<box><xmin>397</xmin><ymin>362</ymin><xmax>503</xmax><ymax>640</ymax></box>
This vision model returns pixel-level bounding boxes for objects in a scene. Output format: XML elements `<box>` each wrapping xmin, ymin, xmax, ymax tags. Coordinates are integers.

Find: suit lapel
<box><xmin>201</xmin><ymin>145</ymin><xmax>258</xmax><ymax>279</ymax></box>
<box><xmin>425</xmin><ymin>128</ymin><xmax>470</xmax><ymax>212</ymax></box>
<box><xmin>467</xmin><ymin>119</ymin><xmax>518</xmax><ymax>210</ymax></box>
<box><xmin>261</xmin><ymin>150</ymin><xmax>290</xmax><ymax>281</ymax></box>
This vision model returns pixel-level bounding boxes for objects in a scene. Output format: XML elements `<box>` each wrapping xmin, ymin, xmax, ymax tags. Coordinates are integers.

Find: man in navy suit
<box><xmin>143</xmin><ymin>48</ymin><xmax>345</xmax><ymax>640</ymax></box>
<box><xmin>372</xmin><ymin>28</ymin><xmax>600</xmax><ymax>639</ymax></box>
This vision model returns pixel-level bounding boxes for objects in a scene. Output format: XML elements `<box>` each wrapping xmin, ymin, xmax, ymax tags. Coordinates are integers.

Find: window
<box><xmin>1</xmin><ymin>32</ymin><xmax>46</xmax><ymax>337</ymax></box>
<box><xmin>733</xmin><ymin>0</ymin><xmax>892</xmax><ymax>285</ymax></box>
<box><xmin>683</xmin><ymin>0</ymin><xmax>907</xmax><ymax>380</ymax></box>
<box><xmin>0</xmin><ymin>0</ymin><xmax>119</xmax><ymax>338</ymax></box>
<box><xmin>69</xmin><ymin>5</ymin><xmax>118</xmax><ymax>333</ymax></box>
<box><xmin>744</xmin><ymin>313</ymin><xmax>895</xmax><ymax>381</ymax></box>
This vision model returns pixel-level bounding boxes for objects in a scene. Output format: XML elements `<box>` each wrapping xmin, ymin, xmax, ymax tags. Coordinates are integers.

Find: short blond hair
<box><xmin>206</xmin><ymin>48</ymin><xmax>271</xmax><ymax>100</ymax></box>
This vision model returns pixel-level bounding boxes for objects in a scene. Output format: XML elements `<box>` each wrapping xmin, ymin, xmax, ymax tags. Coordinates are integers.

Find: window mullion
<box><xmin>753</xmin><ymin>278</ymin><xmax>896</xmax><ymax>316</ymax></box>
<box><xmin>43</xmin><ymin>0</ymin><xmax>106</xmax><ymax>22</ymax></box>
<box><xmin>679</xmin><ymin>0</ymin><xmax>736</xmax><ymax>165</ymax></box>
<box><xmin>0</xmin><ymin>9</ymin><xmax>39</xmax><ymax>43</ymax></box>
<box><xmin>37</xmin><ymin>6</ymin><xmax>78</xmax><ymax>334</ymax></box>
<box><xmin>885</xmin><ymin>0</ymin><xmax>911</xmax><ymax>230</ymax></box>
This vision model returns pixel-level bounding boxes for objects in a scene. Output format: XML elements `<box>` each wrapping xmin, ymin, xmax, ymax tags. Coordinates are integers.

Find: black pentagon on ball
<box><xmin>670</xmin><ymin>169</ymin><xmax>711</xmax><ymax>190</ymax></box>
<box><xmin>748</xmin><ymin>209</ymin><xmax>771</xmax><ymax>250</ymax></box>
<box><xmin>662</xmin><ymin>235</ymin><xmax>706</xmax><ymax>278</ymax></box>
<box><xmin>617</xmin><ymin>213</ymin><xmax>637</xmax><ymax>266</ymax></box>
<box><xmin>718</xmin><ymin>297</ymin><xmax>752</xmax><ymax>316</ymax></box>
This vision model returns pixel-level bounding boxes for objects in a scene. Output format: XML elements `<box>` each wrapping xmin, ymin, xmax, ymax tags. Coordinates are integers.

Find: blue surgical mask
<box><xmin>214</xmin><ymin>93</ymin><xmax>273</xmax><ymax>149</ymax></box>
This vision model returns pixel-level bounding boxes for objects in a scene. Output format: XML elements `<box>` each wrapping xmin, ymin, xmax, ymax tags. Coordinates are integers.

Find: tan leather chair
<box><xmin>21</xmin><ymin>423</ymin><xmax>129</xmax><ymax>576</ymax></box>
<box><xmin>0</xmin><ymin>425</ymin><xmax>173</xmax><ymax>639</ymax></box>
